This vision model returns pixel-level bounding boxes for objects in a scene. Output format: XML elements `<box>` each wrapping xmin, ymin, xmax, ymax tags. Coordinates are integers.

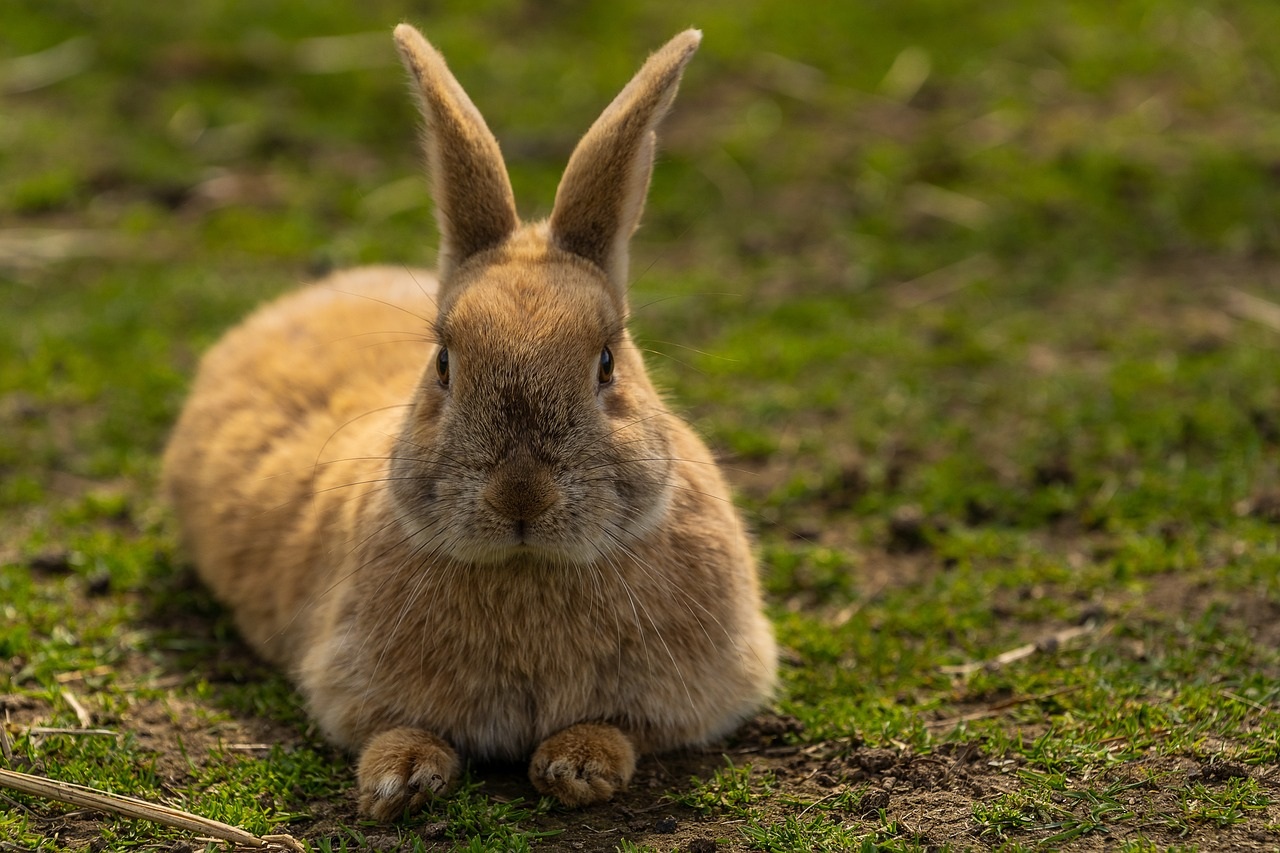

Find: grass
<box><xmin>3</xmin><ymin>0</ymin><xmax>1280</xmax><ymax>850</ymax></box>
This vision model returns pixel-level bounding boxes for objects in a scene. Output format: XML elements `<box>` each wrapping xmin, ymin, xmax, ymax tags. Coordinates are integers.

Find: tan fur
<box><xmin>529</xmin><ymin>723</ymin><xmax>636</xmax><ymax>806</ymax></box>
<box><xmin>392</xmin><ymin>24</ymin><xmax>517</xmax><ymax>280</ymax></box>
<box><xmin>357</xmin><ymin>727</ymin><xmax>460</xmax><ymax>821</ymax></box>
<box><xmin>162</xmin><ymin>25</ymin><xmax>776</xmax><ymax>819</ymax></box>
<box><xmin>551</xmin><ymin>30</ymin><xmax>702</xmax><ymax>291</ymax></box>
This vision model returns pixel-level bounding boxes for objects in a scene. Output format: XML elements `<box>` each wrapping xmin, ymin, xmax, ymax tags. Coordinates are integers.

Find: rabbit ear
<box><xmin>549</xmin><ymin>30</ymin><xmax>701</xmax><ymax>299</ymax></box>
<box><xmin>394</xmin><ymin>24</ymin><xmax>519</xmax><ymax>282</ymax></box>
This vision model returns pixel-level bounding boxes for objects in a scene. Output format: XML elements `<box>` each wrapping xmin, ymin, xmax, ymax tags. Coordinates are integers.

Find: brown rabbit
<box><xmin>162</xmin><ymin>24</ymin><xmax>776</xmax><ymax>821</ymax></box>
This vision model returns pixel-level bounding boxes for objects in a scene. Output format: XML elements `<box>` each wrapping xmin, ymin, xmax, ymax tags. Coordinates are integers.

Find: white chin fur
<box><xmin>449</xmin><ymin>537</ymin><xmax>601</xmax><ymax>567</ymax></box>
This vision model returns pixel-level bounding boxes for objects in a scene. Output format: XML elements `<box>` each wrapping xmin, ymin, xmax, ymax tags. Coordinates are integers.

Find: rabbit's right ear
<box><xmin>394</xmin><ymin>24</ymin><xmax>519</xmax><ymax>284</ymax></box>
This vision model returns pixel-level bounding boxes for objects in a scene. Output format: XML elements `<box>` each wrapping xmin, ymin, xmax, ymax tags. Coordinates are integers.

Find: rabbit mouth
<box><xmin>497</xmin><ymin>519</ymin><xmax>558</xmax><ymax>555</ymax></box>
<box><xmin>431</xmin><ymin>497</ymin><xmax>636</xmax><ymax>567</ymax></box>
<box><xmin>446</xmin><ymin>529</ymin><xmax>604</xmax><ymax>568</ymax></box>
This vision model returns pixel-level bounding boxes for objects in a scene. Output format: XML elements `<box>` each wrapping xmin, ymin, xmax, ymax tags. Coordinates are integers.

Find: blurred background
<box><xmin>3</xmin><ymin>0</ymin><xmax>1278</xmax><ymax>509</ymax></box>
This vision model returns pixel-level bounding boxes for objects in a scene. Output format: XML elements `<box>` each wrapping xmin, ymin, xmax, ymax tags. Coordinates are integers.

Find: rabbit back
<box><xmin>162</xmin><ymin>266</ymin><xmax>440</xmax><ymax>665</ymax></box>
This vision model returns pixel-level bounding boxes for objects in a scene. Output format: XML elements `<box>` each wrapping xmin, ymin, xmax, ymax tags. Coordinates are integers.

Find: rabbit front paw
<box><xmin>528</xmin><ymin>723</ymin><xmax>636</xmax><ymax>807</ymax></box>
<box><xmin>357</xmin><ymin>727</ymin><xmax>461</xmax><ymax>821</ymax></box>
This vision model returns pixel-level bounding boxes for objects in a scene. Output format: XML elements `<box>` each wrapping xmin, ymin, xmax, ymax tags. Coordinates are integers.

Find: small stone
<box><xmin>859</xmin><ymin>788</ymin><xmax>891</xmax><ymax>816</ymax></box>
<box><xmin>654</xmin><ymin>815</ymin><xmax>678</xmax><ymax>834</ymax></box>
<box><xmin>1240</xmin><ymin>490</ymin><xmax>1280</xmax><ymax>523</ymax></box>
<box><xmin>887</xmin><ymin>505</ymin><xmax>928</xmax><ymax>552</ymax></box>
<box><xmin>1076</xmin><ymin>604</ymin><xmax>1107</xmax><ymax>625</ymax></box>
<box><xmin>1194</xmin><ymin>762</ymin><xmax>1249</xmax><ymax>782</ymax></box>
<box><xmin>1032</xmin><ymin>456</ymin><xmax>1075</xmax><ymax>486</ymax></box>
<box><xmin>0</xmin><ymin>392</ymin><xmax>41</xmax><ymax>421</ymax></box>
<box><xmin>418</xmin><ymin>821</ymin><xmax>449</xmax><ymax>840</ymax></box>
<box><xmin>852</xmin><ymin>747</ymin><xmax>897</xmax><ymax>773</ymax></box>
<box><xmin>27</xmin><ymin>550</ymin><xmax>72</xmax><ymax>574</ymax></box>
<box><xmin>964</xmin><ymin>497</ymin><xmax>995</xmax><ymax>525</ymax></box>
<box><xmin>86</xmin><ymin>571</ymin><xmax>112</xmax><ymax>597</ymax></box>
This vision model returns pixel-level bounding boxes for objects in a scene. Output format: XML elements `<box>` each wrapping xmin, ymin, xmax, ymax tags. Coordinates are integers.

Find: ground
<box><xmin>2</xmin><ymin>1</ymin><xmax>1280</xmax><ymax>851</ymax></box>
<box><xmin>4</xmin><ymin>549</ymin><xmax>1278</xmax><ymax>851</ymax></box>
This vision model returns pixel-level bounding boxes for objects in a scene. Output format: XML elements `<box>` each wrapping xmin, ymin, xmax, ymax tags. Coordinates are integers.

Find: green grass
<box><xmin>3</xmin><ymin>0</ymin><xmax>1280</xmax><ymax>850</ymax></box>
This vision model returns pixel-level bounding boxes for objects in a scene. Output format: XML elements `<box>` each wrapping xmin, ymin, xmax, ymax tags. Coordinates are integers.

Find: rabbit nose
<box><xmin>483</xmin><ymin>448</ymin><xmax>560</xmax><ymax>524</ymax></box>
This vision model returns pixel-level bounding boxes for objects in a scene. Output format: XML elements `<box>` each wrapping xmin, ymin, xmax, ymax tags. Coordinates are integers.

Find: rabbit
<box><xmin>161</xmin><ymin>23</ymin><xmax>777</xmax><ymax>821</ymax></box>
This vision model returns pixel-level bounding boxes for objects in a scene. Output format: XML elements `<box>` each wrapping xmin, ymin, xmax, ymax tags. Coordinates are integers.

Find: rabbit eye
<box><xmin>598</xmin><ymin>346</ymin><xmax>614</xmax><ymax>385</ymax></box>
<box><xmin>436</xmin><ymin>347</ymin><xmax>449</xmax><ymax>386</ymax></box>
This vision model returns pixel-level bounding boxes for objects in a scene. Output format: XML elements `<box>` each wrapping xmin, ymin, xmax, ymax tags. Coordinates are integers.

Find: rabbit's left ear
<box><xmin>549</xmin><ymin>30</ymin><xmax>701</xmax><ymax>301</ymax></box>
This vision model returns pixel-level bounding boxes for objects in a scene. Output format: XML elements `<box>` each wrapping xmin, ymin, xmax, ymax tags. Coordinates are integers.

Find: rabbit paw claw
<box><xmin>358</xmin><ymin>727</ymin><xmax>460</xmax><ymax>821</ymax></box>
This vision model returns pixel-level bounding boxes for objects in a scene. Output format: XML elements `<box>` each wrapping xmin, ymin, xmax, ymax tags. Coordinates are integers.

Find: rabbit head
<box><xmin>387</xmin><ymin>26</ymin><xmax>702</xmax><ymax>567</ymax></box>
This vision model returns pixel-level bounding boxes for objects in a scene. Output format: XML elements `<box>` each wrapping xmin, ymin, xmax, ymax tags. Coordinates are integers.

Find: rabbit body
<box><xmin>162</xmin><ymin>25</ymin><xmax>776</xmax><ymax>819</ymax></box>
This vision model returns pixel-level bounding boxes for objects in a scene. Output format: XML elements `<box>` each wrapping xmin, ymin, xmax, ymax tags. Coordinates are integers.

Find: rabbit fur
<box><xmin>162</xmin><ymin>24</ymin><xmax>777</xmax><ymax>820</ymax></box>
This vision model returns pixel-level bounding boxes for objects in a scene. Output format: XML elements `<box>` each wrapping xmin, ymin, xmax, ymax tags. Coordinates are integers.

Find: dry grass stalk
<box><xmin>940</xmin><ymin>622</ymin><xmax>1102</xmax><ymax>676</ymax></box>
<box><xmin>0</xmin><ymin>711</ymin><xmax>12</xmax><ymax>764</ymax></box>
<box><xmin>60</xmin><ymin>689</ymin><xmax>93</xmax><ymax>729</ymax></box>
<box><xmin>926</xmin><ymin>685</ymin><xmax>1084</xmax><ymax>729</ymax></box>
<box><xmin>0</xmin><ymin>767</ymin><xmax>305</xmax><ymax>851</ymax></box>
<box><xmin>1224</xmin><ymin>287</ymin><xmax>1280</xmax><ymax>333</ymax></box>
<box><xmin>26</xmin><ymin>727</ymin><xmax>118</xmax><ymax>738</ymax></box>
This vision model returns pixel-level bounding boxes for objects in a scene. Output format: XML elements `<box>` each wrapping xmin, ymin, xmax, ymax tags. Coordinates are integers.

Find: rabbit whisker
<box><xmin>637</xmin><ymin>338</ymin><xmax>736</xmax><ymax>361</ymax></box>
<box><xmin>266</xmin><ymin>505</ymin><xmax>420</xmax><ymax>648</ymax></box>
<box><xmin>308</xmin><ymin>404</ymin><xmax>420</xmax><ymax>479</ymax></box>
<box><xmin>320</xmin><ymin>286</ymin><xmax>436</xmax><ymax>328</ymax></box>
<box><xmin>602</xmin><ymin>522</ymin><xmax>747</xmax><ymax>672</ymax></box>
<box><xmin>352</xmin><ymin>338</ymin><xmax>438</xmax><ymax>352</ymax></box>
<box><xmin>575</xmin><ymin>474</ymin><xmax>737</xmax><ymax>508</ymax></box>
<box><xmin>590</xmin><ymin>540</ymin><xmax>658</xmax><ymax>691</ymax></box>
<box><xmin>569</xmin><ymin>412</ymin><xmax>670</xmax><ymax>459</ymax></box>
<box><xmin>593</xmin><ymin>532</ymin><xmax>694</xmax><ymax>714</ymax></box>
<box><xmin>319</xmin><ymin>329</ymin><xmax>437</xmax><ymax>346</ymax></box>
<box><xmin>358</xmin><ymin>535</ymin><xmax>444</xmax><ymax>729</ymax></box>
<box><xmin>401</xmin><ymin>265</ymin><xmax>441</xmax><ymax>311</ymax></box>
<box><xmin>633</xmin><ymin>349</ymin><xmax>705</xmax><ymax>374</ymax></box>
